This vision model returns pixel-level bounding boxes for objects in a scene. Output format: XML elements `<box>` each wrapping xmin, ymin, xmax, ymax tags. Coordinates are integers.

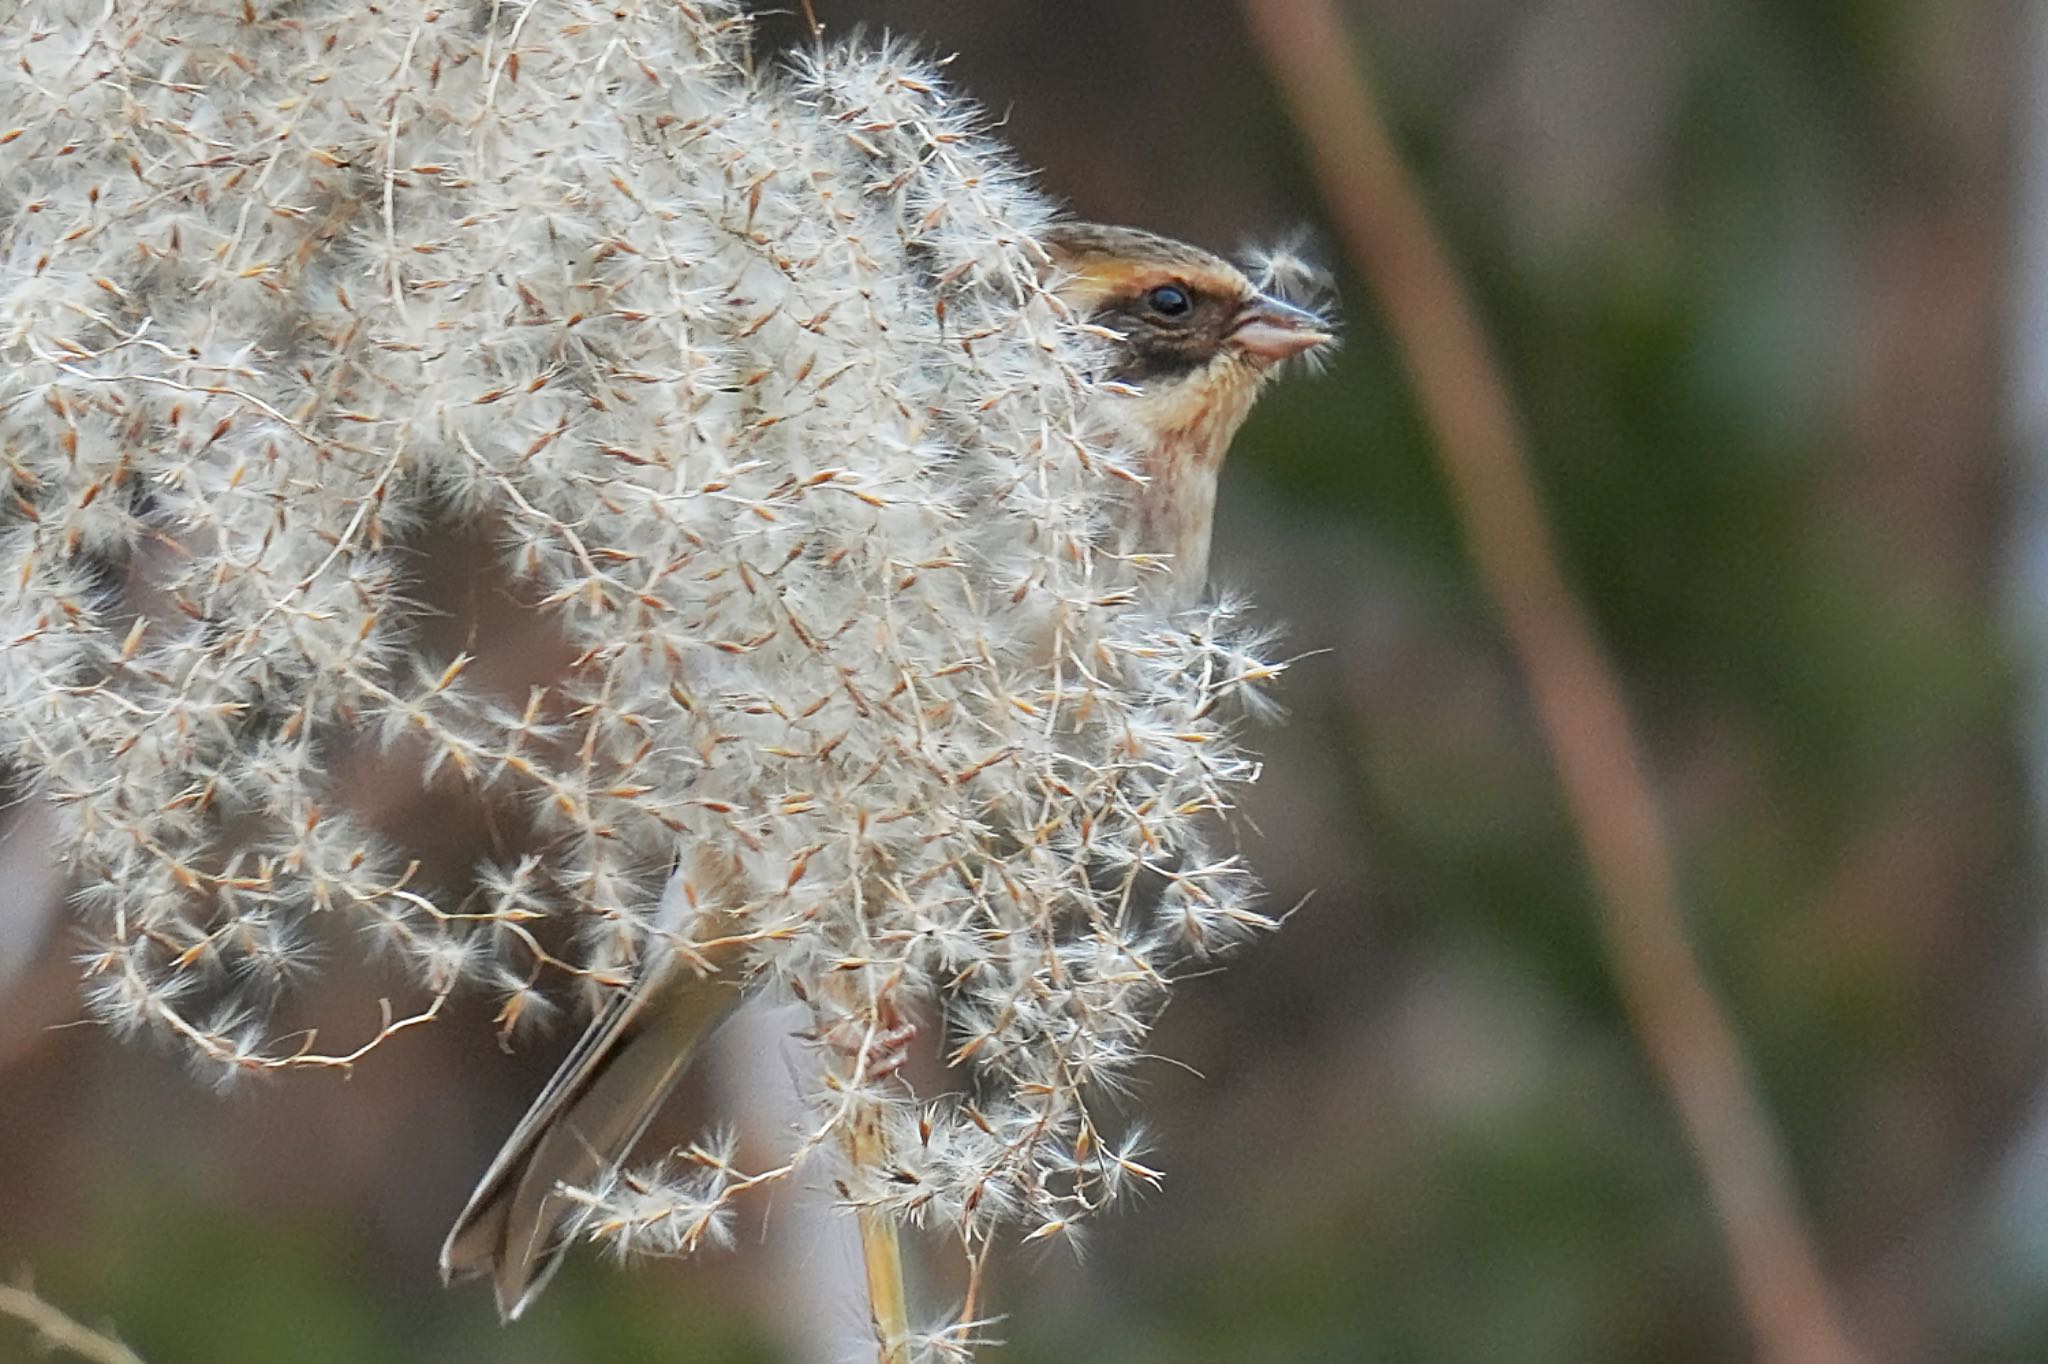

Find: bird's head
<box><xmin>1041</xmin><ymin>223</ymin><xmax>1332</xmax><ymax>388</ymax></box>
<box><xmin>1039</xmin><ymin>222</ymin><xmax>1334</xmax><ymax>601</ymax></box>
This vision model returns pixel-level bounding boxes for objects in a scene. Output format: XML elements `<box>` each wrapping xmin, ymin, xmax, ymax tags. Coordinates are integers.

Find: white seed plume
<box><xmin>0</xmin><ymin>0</ymin><xmax>1286</xmax><ymax>1306</ymax></box>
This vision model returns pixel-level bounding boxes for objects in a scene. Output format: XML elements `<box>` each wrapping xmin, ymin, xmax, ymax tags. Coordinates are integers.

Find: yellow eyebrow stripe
<box><xmin>1055</xmin><ymin>260</ymin><xmax>1172</xmax><ymax>310</ymax></box>
<box><xmin>1056</xmin><ymin>262</ymin><xmax>1249</xmax><ymax>316</ymax></box>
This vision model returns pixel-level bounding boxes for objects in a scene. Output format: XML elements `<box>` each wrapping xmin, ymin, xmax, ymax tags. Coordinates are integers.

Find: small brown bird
<box><xmin>439</xmin><ymin>224</ymin><xmax>1331</xmax><ymax>1319</ymax></box>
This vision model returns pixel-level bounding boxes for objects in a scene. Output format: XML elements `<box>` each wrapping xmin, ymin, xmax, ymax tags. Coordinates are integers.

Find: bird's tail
<box><xmin>440</xmin><ymin>952</ymin><xmax>741</xmax><ymax>1320</ymax></box>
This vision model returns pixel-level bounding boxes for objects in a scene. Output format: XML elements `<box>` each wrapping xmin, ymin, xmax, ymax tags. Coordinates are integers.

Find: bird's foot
<box><xmin>821</xmin><ymin>998</ymin><xmax>917</xmax><ymax>1084</ymax></box>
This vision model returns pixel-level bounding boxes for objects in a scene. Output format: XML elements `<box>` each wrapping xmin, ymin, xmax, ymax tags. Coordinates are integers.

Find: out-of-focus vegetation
<box><xmin>2</xmin><ymin>3</ymin><xmax>2039</xmax><ymax>1361</ymax></box>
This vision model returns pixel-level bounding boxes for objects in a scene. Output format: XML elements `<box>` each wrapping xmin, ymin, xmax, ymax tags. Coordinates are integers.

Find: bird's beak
<box><xmin>1228</xmin><ymin>294</ymin><xmax>1334</xmax><ymax>364</ymax></box>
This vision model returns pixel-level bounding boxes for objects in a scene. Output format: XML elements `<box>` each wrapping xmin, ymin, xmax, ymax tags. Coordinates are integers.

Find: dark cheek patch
<box><xmin>1117</xmin><ymin>335</ymin><xmax>1207</xmax><ymax>384</ymax></box>
<box><xmin>1102</xmin><ymin>298</ymin><xmax>1231</xmax><ymax>385</ymax></box>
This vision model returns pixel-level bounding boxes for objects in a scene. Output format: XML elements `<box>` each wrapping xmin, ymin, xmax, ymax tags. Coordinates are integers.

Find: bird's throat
<box><xmin>1123</xmin><ymin>370</ymin><xmax>1260</xmax><ymax>607</ymax></box>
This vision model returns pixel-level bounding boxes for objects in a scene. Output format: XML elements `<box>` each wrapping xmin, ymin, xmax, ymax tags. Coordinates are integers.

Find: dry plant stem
<box><xmin>850</xmin><ymin>1104</ymin><xmax>912</xmax><ymax>1364</ymax></box>
<box><xmin>1240</xmin><ymin>4</ymin><xmax>1863</xmax><ymax>1363</ymax></box>
<box><xmin>0</xmin><ymin>1284</ymin><xmax>149</xmax><ymax>1364</ymax></box>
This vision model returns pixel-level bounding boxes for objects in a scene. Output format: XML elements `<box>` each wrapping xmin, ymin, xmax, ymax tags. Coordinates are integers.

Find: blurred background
<box><xmin>4</xmin><ymin>1</ymin><xmax>2044</xmax><ymax>1360</ymax></box>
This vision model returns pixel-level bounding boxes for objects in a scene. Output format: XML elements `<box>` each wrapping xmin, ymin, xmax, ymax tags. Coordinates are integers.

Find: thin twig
<box><xmin>851</xmin><ymin>1107</ymin><xmax>911</xmax><ymax>1364</ymax></box>
<box><xmin>844</xmin><ymin>858</ymin><xmax>911</xmax><ymax>1364</ymax></box>
<box><xmin>0</xmin><ymin>1284</ymin><xmax>150</xmax><ymax>1364</ymax></box>
<box><xmin>1239</xmin><ymin>5</ymin><xmax>1862</xmax><ymax>1363</ymax></box>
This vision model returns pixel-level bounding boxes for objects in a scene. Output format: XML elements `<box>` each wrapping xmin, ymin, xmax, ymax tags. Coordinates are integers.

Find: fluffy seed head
<box><xmin>0</xmin><ymin>0</ymin><xmax>1301</xmax><ymax>1314</ymax></box>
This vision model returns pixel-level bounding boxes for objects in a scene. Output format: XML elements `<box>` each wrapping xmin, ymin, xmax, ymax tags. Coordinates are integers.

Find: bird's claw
<box><xmin>821</xmin><ymin>1006</ymin><xmax>917</xmax><ymax>1084</ymax></box>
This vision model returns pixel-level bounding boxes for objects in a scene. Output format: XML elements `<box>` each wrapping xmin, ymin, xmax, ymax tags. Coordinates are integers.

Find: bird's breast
<box><xmin>1119</xmin><ymin>369</ymin><xmax>1262</xmax><ymax>605</ymax></box>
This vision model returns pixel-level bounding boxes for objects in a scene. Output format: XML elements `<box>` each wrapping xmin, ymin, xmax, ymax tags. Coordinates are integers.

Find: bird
<box><xmin>438</xmin><ymin>223</ymin><xmax>1333</xmax><ymax>1320</ymax></box>
<box><xmin>1035</xmin><ymin>222</ymin><xmax>1333</xmax><ymax>606</ymax></box>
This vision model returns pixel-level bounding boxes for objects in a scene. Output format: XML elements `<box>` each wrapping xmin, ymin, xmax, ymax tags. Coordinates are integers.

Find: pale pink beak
<box><xmin>1228</xmin><ymin>294</ymin><xmax>1334</xmax><ymax>364</ymax></box>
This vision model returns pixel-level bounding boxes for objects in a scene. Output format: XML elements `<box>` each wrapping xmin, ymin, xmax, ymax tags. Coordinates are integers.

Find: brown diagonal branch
<box><xmin>1239</xmin><ymin>4</ymin><xmax>1861</xmax><ymax>1361</ymax></box>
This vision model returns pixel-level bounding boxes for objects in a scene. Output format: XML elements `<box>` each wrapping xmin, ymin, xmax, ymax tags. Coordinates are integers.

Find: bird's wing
<box><xmin>439</xmin><ymin>947</ymin><xmax>742</xmax><ymax>1319</ymax></box>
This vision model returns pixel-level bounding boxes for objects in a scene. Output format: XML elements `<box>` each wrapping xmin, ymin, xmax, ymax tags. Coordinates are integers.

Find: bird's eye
<box><xmin>1144</xmin><ymin>284</ymin><xmax>1193</xmax><ymax>319</ymax></box>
